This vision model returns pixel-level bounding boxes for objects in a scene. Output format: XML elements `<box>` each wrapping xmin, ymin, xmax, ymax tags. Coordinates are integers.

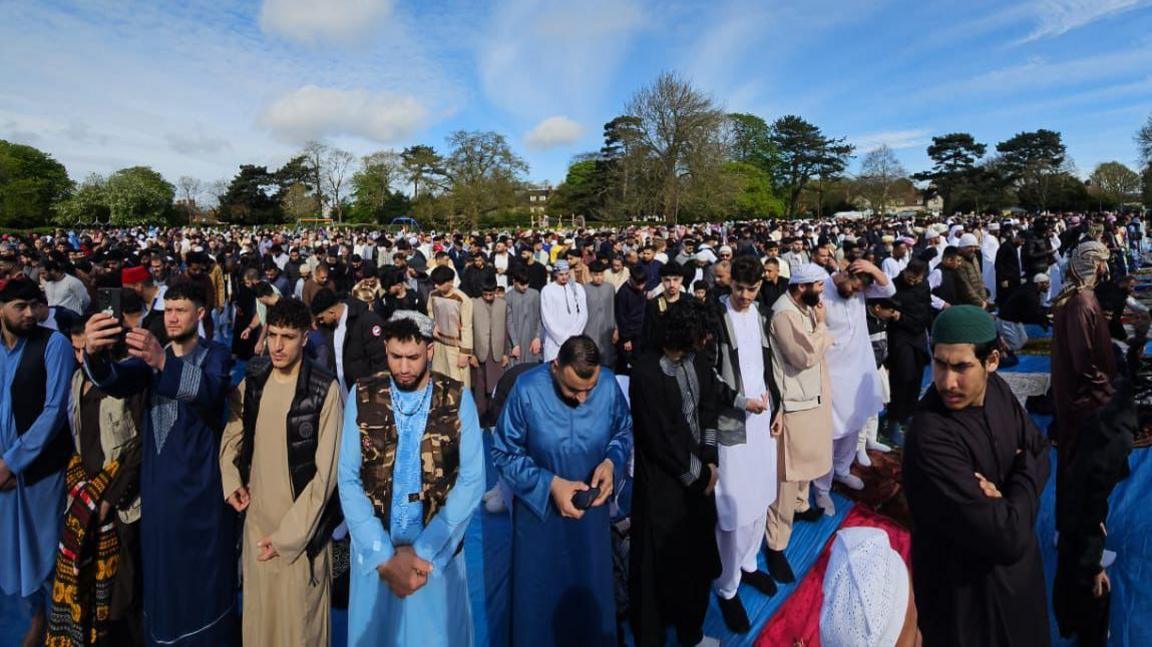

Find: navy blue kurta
<box><xmin>87</xmin><ymin>339</ymin><xmax>237</xmax><ymax>646</ymax></box>
<box><xmin>491</xmin><ymin>364</ymin><xmax>632</xmax><ymax>646</ymax></box>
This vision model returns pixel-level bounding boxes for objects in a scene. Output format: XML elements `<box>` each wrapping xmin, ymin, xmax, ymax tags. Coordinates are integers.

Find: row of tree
<box><xmin>3</xmin><ymin>77</ymin><xmax>1152</xmax><ymax>229</ymax></box>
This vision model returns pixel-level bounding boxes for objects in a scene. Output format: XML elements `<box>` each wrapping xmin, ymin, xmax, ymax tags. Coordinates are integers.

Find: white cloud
<box><xmin>524</xmin><ymin>116</ymin><xmax>583</xmax><ymax>150</ymax></box>
<box><xmin>166</xmin><ymin>129</ymin><xmax>232</xmax><ymax>156</ymax></box>
<box><xmin>259</xmin><ymin>0</ymin><xmax>395</xmax><ymax>45</ymax></box>
<box><xmin>1018</xmin><ymin>0</ymin><xmax>1152</xmax><ymax>43</ymax></box>
<box><xmin>850</xmin><ymin>129</ymin><xmax>932</xmax><ymax>153</ymax></box>
<box><xmin>258</xmin><ymin>85</ymin><xmax>428</xmax><ymax>144</ymax></box>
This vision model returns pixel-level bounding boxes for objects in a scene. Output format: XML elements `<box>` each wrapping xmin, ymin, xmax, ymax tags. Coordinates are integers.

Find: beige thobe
<box><xmin>765</xmin><ymin>304</ymin><xmax>833</xmax><ymax>550</ymax></box>
<box><xmin>429</xmin><ymin>289</ymin><xmax>473</xmax><ymax>386</ymax></box>
<box><xmin>220</xmin><ymin>376</ymin><xmax>344</xmax><ymax>647</ymax></box>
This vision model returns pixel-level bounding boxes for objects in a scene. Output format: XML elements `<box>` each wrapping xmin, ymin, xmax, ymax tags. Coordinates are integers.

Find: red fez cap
<box><xmin>121</xmin><ymin>266</ymin><xmax>149</xmax><ymax>285</ymax></box>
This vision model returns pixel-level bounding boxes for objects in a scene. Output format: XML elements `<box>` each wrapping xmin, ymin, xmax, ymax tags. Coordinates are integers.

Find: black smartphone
<box><xmin>571</xmin><ymin>486</ymin><xmax>601</xmax><ymax>511</ymax></box>
<box><xmin>96</xmin><ymin>287</ymin><xmax>124</xmax><ymax>326</ymax></box>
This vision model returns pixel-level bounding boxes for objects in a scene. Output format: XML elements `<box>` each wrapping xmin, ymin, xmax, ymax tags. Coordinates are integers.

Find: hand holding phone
<box><xmin>571</xmin><ymin>486</ymin><xmax>601</xmax><ymax>511</ymax></box>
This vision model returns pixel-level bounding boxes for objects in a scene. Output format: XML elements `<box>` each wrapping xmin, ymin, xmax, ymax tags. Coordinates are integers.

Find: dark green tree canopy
<box><xmin>769</xmin><ymin>115</ymin><xmax>853</xmax><ymax>218</ymax></box>
<box><xmin>0</xmin><ymin>139</ymin><xmax>73</xmax><ymax>228</ymax></box>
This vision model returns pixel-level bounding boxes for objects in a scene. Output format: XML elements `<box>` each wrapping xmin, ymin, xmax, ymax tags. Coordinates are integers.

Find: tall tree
<box><xmin>218</xmin><ymin>165</ymin><xmax>283</xmax><ymax>225</ymax></box>
<box><xmin>548</xmin><ymin>159</ymin><xmax>602</xmax><ymax>218</ymax></box>
<box><xmin>598</xmin><ymin>116</ymin><xmax>648</xmax><ymax>219</ymax></box>
<box><xmin>324</xmin><ymin>148</ymin><xmax>356</xmax><ymax>222</ymax></box>
<box><xmin>102</xmin><ymin>166</ymin><xmax>175</xmax><ymax>225</ymax></box>
<box><xmin>913</xmin><ymin>133</ymin><xmax>986</xmax><ymax>215</ymax></box>
<box><xmin>1137</xmin><ymin>111</ymin><xmax>1152</xmax><ymax>167</ymax></box>
<box><xmin>726</xmin><ymin>113</ymin><xmax>777</xmax><ymax>174</ymax></box>
<box><xmin>769</xmin><ymin>115</ymin><xmax>854</xmax><ymax>218</ymax></box>
<box><xmin>176</xmin><ymin>176</ymin><xmax>203</xmax><ymax>225</ymax></box>
<box><xmin>625</xmin><ymin>72</ymin><xmax>726</xmax><ymax>224</ymax></box>
<box><xmin>1089</xmin><ymin>161</ymin><xmax>1141</xmax><ymax>207</ymax></box>
<box><xmin>351</xmin><ymin>150</ymin><xmax>406</xmax><ymax>223</ymax></box>
<box><xmin>301</xmin><ymin>141</ymin><xmax>329</xmax><ymax>210</ymax></box>
<box><xmin>58</xmin><ymin>173</ymin><xmax>109</xmax><ymax>225</ymax></box>
<box><xmin>442</xmin><ymin>130</ymin><xmax>528</xmax><ymax>228</ymax></box>
<box><xmin>0</xmin><ymin>139</ymin><xmax>73</xmax><ymax>228</ymax></box>
<box><xmin>401</xmin><ymin>145</ymin><xmax>444</xmax><ymax>199</ymax></box>
<box><xmin>856</xmin><ymin>145</ymin><xmax>908</xmax><ymax>216</ymax></box>
<box><xmin>995</xmin><ymin>129</ymin><xmax>1067</xmax><ymax>211</ymax></box>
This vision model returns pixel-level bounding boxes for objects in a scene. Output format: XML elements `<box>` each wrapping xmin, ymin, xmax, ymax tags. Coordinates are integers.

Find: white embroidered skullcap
<box><xmin>958</xmin><ymin>233</ymin><xmax>979</xmax><ymax>248</ymax></box>
<box><xmin>820</xmin><ymin>527</ymin><xmax>909</xmax><ymax>647</ymax></box>
<box><xmin>789</xmin><ymin>263</ymin><xmax>829</xmax><ymax>285</ymax></box>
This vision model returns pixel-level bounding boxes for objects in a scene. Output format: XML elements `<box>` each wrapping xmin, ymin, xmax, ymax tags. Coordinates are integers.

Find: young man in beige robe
<box><xmin>765</xmin><ymin>264</ymin><xmax>835</xmax><ymax>584</ymax></box>
<box><xmin>220</xmin><ymin>298</ymin><xmax>344</xmax><ymax>646</ymax></box>
<box><xmin>470</xmin><ymin>276</ymin><xmax>508</xmax><ymax>420</ymax></box>
<box><xmin>428</xmin><ymin>265</ymin><xmax>473</xmax><ymax>386</ymax></box>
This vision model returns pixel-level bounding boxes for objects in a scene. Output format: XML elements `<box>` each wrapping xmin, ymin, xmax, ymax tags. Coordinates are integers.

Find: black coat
<box><xmin>995</xmin><ymin>242</ymin><xmax>1023</xmax><ymax>302</ymax></box>
<box><xmin>460</xmin><ymin>265</ymin><xmax>496</xmax><ymax>298</ymax></box>
<box><xmin>904</xmin><ymin>374</ymin><xmax>1051</xmax><ymax>647</ymax></box>
<box><xmin>321</xmin><ymin>299</ymin><xmax>388</xmax><ymax>389</ymax></box>
<box><xmin>628</xmin><ymin>353</ymin><xmax>725</xmax><ymax>645</ymax></box>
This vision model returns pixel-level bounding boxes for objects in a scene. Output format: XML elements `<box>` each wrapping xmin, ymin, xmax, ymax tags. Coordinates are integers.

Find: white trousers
<box><xmin>714</xmin><ymin>513</ymin><xmax>767</xmax><ymax>599</ymax></box>
<box><xmin>814</xmin><ymin>432</ymin><xmax>860</xmax><ymax>494</ymax></box>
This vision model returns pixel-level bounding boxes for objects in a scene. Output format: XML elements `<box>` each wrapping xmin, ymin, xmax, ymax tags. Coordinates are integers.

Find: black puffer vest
<box><xmin>11</xmin><ymin>326</ymin><xmax>73</xmax><ymax>485</ymax></box>
<box><xmin>236</xmin><ymin>357</ymin><xmax>342</xmax><ymax>561</ymax></box>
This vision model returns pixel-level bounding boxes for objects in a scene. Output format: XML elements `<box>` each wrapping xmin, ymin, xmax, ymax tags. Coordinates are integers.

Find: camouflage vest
<box><xmin>356</xmin><ymin>373</ymin><xmax>463</xmax><ymax>528</ymax></box>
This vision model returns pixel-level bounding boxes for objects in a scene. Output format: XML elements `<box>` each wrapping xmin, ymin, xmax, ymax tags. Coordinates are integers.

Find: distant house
<box><xmin>522</xmin><ymin>183</ymin><xmax>553</xmax><ymax>215</ymax></box>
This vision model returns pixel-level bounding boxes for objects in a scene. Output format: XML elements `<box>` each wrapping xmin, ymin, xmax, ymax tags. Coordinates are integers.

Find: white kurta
<box><xmin>713</xmin><ymin>302</ymin><xmax>777</xmax><ymax>532</ymax></box>
<box><xmin>982</xmin><ymin>233</ymin><xmax>1000</xmax><ymax>302</ymax></box>
<box><xmin>540</xmin><ymin>281</ymin><xmax>588</xmax><ymax>362</ymax></box>
<box><xmin>823</xmin><ymin>275</ymin><xmax>896</xmax><ymax>439</ymax></box>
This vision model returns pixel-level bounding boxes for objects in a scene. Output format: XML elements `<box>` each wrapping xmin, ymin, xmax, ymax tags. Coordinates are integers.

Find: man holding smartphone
<box><xmin>491</xmin><ymin>335</ymin><xmax>633</xmax><ymax>646</ymax></box>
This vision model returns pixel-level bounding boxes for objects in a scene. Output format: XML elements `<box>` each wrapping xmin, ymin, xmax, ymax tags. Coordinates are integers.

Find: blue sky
<box><xmin>2</xmin><ymin>0</ymin><xmax>1150</xmax><ymax>192</ymax></box>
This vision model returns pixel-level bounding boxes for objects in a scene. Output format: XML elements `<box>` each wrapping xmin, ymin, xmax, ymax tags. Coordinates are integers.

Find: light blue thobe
<box><xmin>0</xmin><ymin>330</ymin><xmax>73</xmax><ymax>600</ymax></box>
<box><xmin>338</xmin><ymin>381</ymin><xmax>485</xmax><ymax>647</ymax></box>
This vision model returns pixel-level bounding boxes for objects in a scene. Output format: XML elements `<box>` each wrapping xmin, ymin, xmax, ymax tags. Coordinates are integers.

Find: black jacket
<box><xmin>995</xmin><ymin>242</ymin><xmax>1023</xmax><ymax>301</ymax></box>
<box><xmin>321</xmin><ymin>299</ymin><xmax>388</xmax><ymax>389</ymax></box>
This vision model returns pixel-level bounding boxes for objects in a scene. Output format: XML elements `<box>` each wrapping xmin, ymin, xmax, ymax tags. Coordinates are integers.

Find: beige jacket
<box><xmin>68</xmin><ymin>370</ymin><xmax>142</xmax><ymax>524</ymax></box>
<box><xmin>472</xmin><ymin>296</ymin><xmax>508</xmax><ymax>362</ymax></box>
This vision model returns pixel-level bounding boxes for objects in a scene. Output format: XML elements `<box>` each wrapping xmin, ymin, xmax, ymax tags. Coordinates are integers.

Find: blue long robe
<box><xmin>86</xmin><ymin>339</ymin><xmax>237</xmax><ymax>646</ymax></box>
<box><xmin>490</xmin><ymin>364</ymin><xmax>633</xmax><ymax>646</ymax></box>
<box><xmin>0</xmin><ymin>331</ymin><xmax>73</xmax><ymax>601</ymax></box>
<box><xmin>338</xmin><ymin>383</ymin><xmax>485</xmax><ymax>647</ymax></box>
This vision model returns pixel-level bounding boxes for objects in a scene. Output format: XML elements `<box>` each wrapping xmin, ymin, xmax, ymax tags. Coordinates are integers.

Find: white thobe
<box><xmin>823</xmin><ymin>275</ymin><xmax>895</xmax><ymax>440</ymax></box>
<box><xmin>982</xmin><ymin>234</ymin><xmax>1000</xmax><ymax>302</ymax></box>
<box><xmin>539</xmin><ymin>282</ymin><xmax>587</xmax><ymax>362</ymax></box>
<box><xmin>713</xmin><ymin>301</ymin><xmax>777</xmax><ymax>599</ymax></box>
<box><xmin>881</xmin><ymin>255</ymin><xmax>909</xmax><ymax>280</ymax></box>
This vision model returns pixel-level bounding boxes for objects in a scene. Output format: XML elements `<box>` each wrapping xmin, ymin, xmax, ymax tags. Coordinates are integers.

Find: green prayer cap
<box><xmin>931</xmin><ymin>305</ymin><xmax>997</xmax><ymax>345</ymax></box>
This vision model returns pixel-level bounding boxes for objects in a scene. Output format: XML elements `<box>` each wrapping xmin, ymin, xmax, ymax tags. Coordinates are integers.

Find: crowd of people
<box><xmin>0</xmin><ymin>209</ymin><xmax>1144</xmax><ymax>646</ymax></box>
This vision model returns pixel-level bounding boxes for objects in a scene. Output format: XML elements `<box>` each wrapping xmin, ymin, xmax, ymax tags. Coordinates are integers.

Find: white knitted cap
<box><xmin>820</xmin><ymin>527</ymin><xmax>909</xmax><ymax>647</ymax></box>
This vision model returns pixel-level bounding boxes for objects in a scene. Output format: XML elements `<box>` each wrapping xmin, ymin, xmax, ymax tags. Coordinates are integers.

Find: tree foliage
<box><xmin>1137</xmin><ymin>111</ymin><xmax>1152</xmax><ymax>167</ymax></box>
<box><xmin>769</xmin><ymin>115</ymin><xmax>854</xmax><ymax>218</ymax></box>
<box><xmin>857</xmin><ymin>145</ymin><xmax>908</xmax><ymax>216</ymax></box>
<box><xmin>401</xmin><ymin>145</ymin><xmax>445</xmax><ymax>199</ymax></box>
<box><xmin>625</xmin><ymin>72</ymin><xmax>727</xmax><ymax>223</ymax></box>
<box><xmin>995</xmin><ymin>129</ymin><xmax>1067</xmax><ymax>211</ymax></box>
<box><xmin>1089</xmin><ymin>161</ymin><xmax>1141</xmax><ymax>207</ymax></box>
<box><xmin>0</xmin><ymin>140</ymin><xmax>72</xmax><ymax>228</ymax></box>
<box><xmin>218</xmin><ymin>165</ymin><xmax>284</xmax><ymax>225</ymax></box>
<box><xmin>725</xmin><ymin>113</ymin><xmax>778</xmax><ymax>175</ymax></box>
<box><xmin>913</xmin><ymin>133</ymin><xmax>987</xmax><ymax>214</ymax></box>
<box><xmin>99</xmin><ymin>166</ymin><xmax>174</xmax><ymax>226</ymax></box>
<box><xmin>442</xmin><ymin>130</ymin><xmax>528</xmax><ymax>228</ymax></box>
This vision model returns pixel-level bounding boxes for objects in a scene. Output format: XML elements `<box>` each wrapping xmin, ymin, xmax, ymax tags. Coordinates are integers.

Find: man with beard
<box><xmin>460</xmin><ymin>253</ymin><xmax>495</xmax><ymax>299</ymax></box>
<box><xmin>428</xmin><ymin>266</ymin><xmax>473</xmax><ymax>386</ymax></box>
<box><xmin>83</xmin><ymin>282</ymin><xmax>238</xmax><ymax>645</ymax></box>
<box><xmin>954</xmin><ymin>234</ymin><xmax>988</xmax><ymax>308</ymax></box>
<box><xmin>338</xmin><ymin>311</ymin><xmax>484</xmax><ymax>646</ymax></box>
<box><xmin>765</xmin><ymin>264</ymin><xmax>834</xmax><ymax>582</ymax></box>
<box><xmin>903</xmin><ymin>306</ymin><xmax>1050</xmax><ymax>646</ymax></box>
<box><xmin>310</xmin><ymin>288</ymin><xmax>388</xmax><ymax>394</ymax></box>
<box><xmin>381</xmin><ymin>267</ymin><xmax>426</xmax><ymax>321</ymax></box>
<box><xmin>582</xmin><ymin>260</ymin><xmax>617</xmax><ymax>367</ymax></box>
<box><xmin>220</xmin><ymin>298</ymin><xmax>343</xmax><ymax>646</ymax></box>
<box><xmin>639</xmin><ymin>262</ymin><xmax>686</xmax><ymax>355</ymax></box>
<box><xmin>491</xmin><ymin>336</ymin><xmax>632</xmax><ymax>646</ymax></box>
<box><xmin>469</xmin><ymin>277</ymin><xmax>507</xmax><ymax>419</ymax></box>
<box><xmin>540</xmin><ymin>261</ymin><xmax>588</xmax><ymax>362</ymax></box>
<box><xmin>815</xmin><ymin>259</ymin><xmax>895</xmax><ymax>515</ymax></box>
<box><xmin>517</xmin><ymin>246</ymin><xmax>549</xmax><ymax>291</ymax></box>
<box><xmin>0</xmin><ymin>279</ymin><xmax>74</xmax><ymax>647</ymax></box>
<box><xmin>505</xmin><ymin>268</ymin><xmax>543</xmax><ymax>367</ymax></box>
<box><xmin>629</xmin><ymin>301</ymin><xmax>726</xmax><ymax>646</ymax></box>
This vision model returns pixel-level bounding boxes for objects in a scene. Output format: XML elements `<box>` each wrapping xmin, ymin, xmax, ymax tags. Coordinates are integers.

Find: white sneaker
<box><xmin>835</xmin><ymin>473</ymin><xmax>865</xmax><ymax>491</ymax></box>
<box><xmin>866</xmin><ymin>440</ymin><xmax>892</xmax><ymax>453</ymax></box>
<box><xmin>1101</xmin><ymin>549</ymin><xmax>1117</xmax><ymax>569</ymax></box>
<box><xmin>856</xmin><ymin>447</ymin><xmax>872</xmax><ymax>467</ymax></box>
<box><xmin>815</xmin><ymin>491</ymin><xmax>836</xmax><ymax>516</ymax></box>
